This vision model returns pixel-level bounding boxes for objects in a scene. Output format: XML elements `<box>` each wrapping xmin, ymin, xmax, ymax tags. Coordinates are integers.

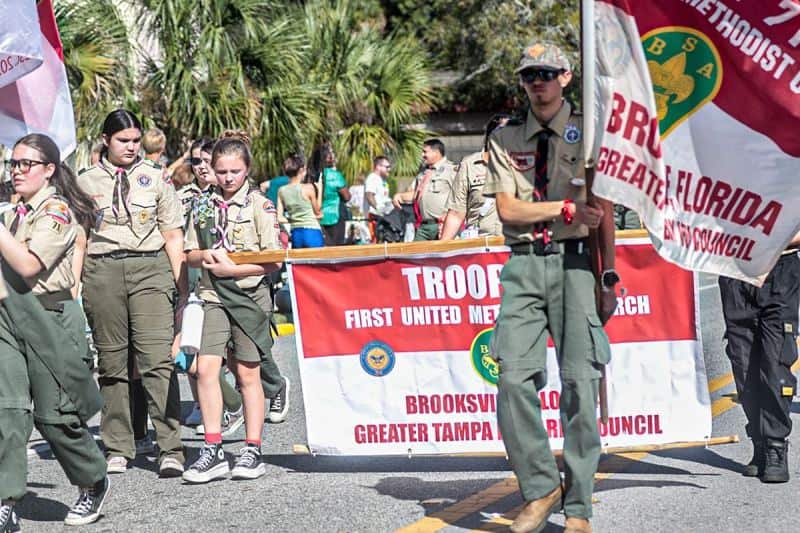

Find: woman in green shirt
<box><xmin>310</xmin><ymin>142</ymin><xmax>350</xmax><ymax>245</ymax></box>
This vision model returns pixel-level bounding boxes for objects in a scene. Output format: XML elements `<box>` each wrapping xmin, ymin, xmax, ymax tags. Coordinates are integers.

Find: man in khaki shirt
<box><xmin>483</xmin><ymin>41</ymin><xmax>619</xmax><ymax>533</ymax></box>
<box><xmin>393</xmin><ymin>139</ymin><xmax>457</xmax><ymax>241</ymax></box>
<box><xmin>440</xmin><ymin>114</ymin><xmax>511</xmax><ymax>240</ymax></box>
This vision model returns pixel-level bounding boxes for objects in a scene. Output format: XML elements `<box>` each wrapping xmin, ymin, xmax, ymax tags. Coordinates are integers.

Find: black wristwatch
<box><xmin>601</xmin><ymin>269</ymin><xmax>620</xmax><ymax>289</ymax></box>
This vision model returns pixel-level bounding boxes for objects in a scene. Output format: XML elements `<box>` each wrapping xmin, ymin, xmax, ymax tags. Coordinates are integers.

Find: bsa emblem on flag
<box><xmin>642</xmin><ymin>28</ymin><xmax>722</xmax><ymax>137</ymax></box>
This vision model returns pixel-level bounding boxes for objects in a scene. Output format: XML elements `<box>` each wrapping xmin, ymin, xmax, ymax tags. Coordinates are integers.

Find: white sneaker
<box><xmin>159</xmin><ymin>457</ymin><xmax>185</xmax><ymax>478</ymax></box>
<box><xmin>106</xmin><ymin>456</ymin><xmax>127</xmax><ymax>474</ymax></box>
<box><xmin>267</xmin><ymin>377</ymin><xmax>290</xmax><ymax>423</ymax></box>
<box><xmin>185</xmin><ymin>403</ymin><xmax>202</xmax><ymax>426</ymax></box>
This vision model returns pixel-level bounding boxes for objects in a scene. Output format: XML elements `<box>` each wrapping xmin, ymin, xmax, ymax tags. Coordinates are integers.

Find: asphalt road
<box><xmin>21</xmin><ymin>273</ymin><xmax>800</xmax><ymax>532</ymax></box>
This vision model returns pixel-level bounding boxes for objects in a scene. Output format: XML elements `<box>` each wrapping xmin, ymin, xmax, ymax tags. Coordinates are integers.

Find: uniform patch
<box><xmin>137</xmin><ymin>175</ymin><xmax>152</xmax><ymax>187</ymax></box>
<box><xmin>507</xmin><ymin>151</ymin><xmax>536</xmax><ymax>172</ymax></box>
<box><xmin>564</xmin><ymin>124</ymin><xmax>581</xmax><ymax>144</ymax></box>
<box><xmin>570</xmin><ymin>177</ymin><xmax>586</xmax><ymax>187</ymax></box>
<box><xmin>262</xmin><ymin>200</ymin><xmax>276</xmax><ymax>214</ymax></box>
<box><xmin>232</xmin><ymin>226</ymin><xmax>244</xmax><ymax>240</ymax></box>
<box><xmin>360</xmin><ymin>341</ymin><xmax>395</xmax><ymax>377</ymax></box>
<box><xmin>138</xmin><ymin>210</ymin><xmax>151</xmax><ymax>224</ymax></box>
<box><xmin>44</xmin><ymin>202</ymin><xmax>71</xmax><ymax>225</ymax></box>
<box><xmin>243</xmin><ymin>195</ymin><xmax>252</xmax><ymax>208</ymax></box>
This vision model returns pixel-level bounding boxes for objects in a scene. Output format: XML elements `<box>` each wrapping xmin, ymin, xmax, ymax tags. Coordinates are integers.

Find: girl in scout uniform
<box><xmin>77</xmin><ymin>109</ymin><xmax>187</xmax><ymax>478</ymax></box>
<box><xmin>0</xmin><ymin>134</ymin><xmax>109</xmax><ymax>528</ymax></box>
<box><xmin>182</xmin><ymin>135</ymin><xmax>284</xmax><ymax>483</ymax></box>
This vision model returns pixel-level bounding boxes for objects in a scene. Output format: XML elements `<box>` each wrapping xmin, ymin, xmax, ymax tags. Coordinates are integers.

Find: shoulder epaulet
<box><xmin>142</xmin><ymin>159</ymin><xmax>162</xmax><ymax>170</ymax></box>
<box><xmin>78</xmin><ymin>166</ymin><xmax>96</xmax><ymax>176</ymax></box>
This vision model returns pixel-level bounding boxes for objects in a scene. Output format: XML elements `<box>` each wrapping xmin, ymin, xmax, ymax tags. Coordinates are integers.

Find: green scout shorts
<box><xmin>200</xmin><ymin>285</ymin><xmax>273</xmax><ymax>362</ymax></box>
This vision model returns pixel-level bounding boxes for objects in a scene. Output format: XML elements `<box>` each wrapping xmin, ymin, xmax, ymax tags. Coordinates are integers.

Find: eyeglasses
<box><xmin>519</xmin><ymin>69</ymin><xmax>564</xmax><ymax>84</ymax></box>
<box><xmin>4</xmin><ymin>158</ymin><xmax>47</xmax><ymax>174</ymax></box>
<box><xmin>188</xmin><ymin>157</ymin><xmax>203</xmax><ymax>166</ymax></box>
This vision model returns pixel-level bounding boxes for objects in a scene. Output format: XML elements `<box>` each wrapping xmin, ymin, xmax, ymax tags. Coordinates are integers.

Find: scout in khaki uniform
<box><xmin>183</xmin><ymin>136</ymin><xmax>286</xmax><ymax>484</ymax></box>
<box><xmin>77</xmin><ymin>109</ymin><xmax>187</xmax><ymax>478</ymax></box>
<box><xmin>0</xmin><ymin>134</ymin><xmax>109</xmax><ymax>529</ymax></box>
<box><xmin>393</xmin><ymin>139</ymin><xmax>457</xmax><ymax>241</ymax></box>
<box><xmin>484</xmin><ymin>42</ymin><xmax>619</xmax><ymax>533</ymax></box>
<box><xmin>440</xmin><ymin>115</ymin><xmax>512</xmax><ymax>240</ymax></box>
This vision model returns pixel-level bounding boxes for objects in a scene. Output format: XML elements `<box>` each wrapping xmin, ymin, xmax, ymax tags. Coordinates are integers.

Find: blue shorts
<box><xmin>291</xmin><ymin>227</ymin><xmax>325</xmax><ymax>248</ymax></box>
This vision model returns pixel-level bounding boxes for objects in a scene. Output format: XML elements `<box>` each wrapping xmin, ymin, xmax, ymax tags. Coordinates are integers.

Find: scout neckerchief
<box><xmin>412</xmin><ymin>166</ymin><xmax>435</xmax><ymax>228</ymax></box>
<box><xmin>112</xmin><ymin>166</ymin><xmax>133</xmax><ymax>223</ymax></box>
<box><xmin>533</xmin><ymin>127</ymin><xmax>553</xmax><ymax>244</ymax></box>
<box><xmin>9</xmin><ymin>202</ymin><xmax>31</xmax><ymax>234</ymax></box>
<box><xmin>0</xmin><ymin>261</ymin><xmax>102</xmax><ymax>422</ymax></box>
<box><xmin>195</xmin><ymin>186</ymin><xmax>272</xmax><ymax>356</ymax></box>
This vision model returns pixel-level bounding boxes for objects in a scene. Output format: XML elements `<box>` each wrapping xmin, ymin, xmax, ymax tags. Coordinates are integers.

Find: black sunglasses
<box><xmin>188</xmin><ymin>157</ymin><xmax>203</xmax><ymax>166</ymax></box>
<box><xmin>5</xmin><ymin>158</ymin><xmax>48</xmax><ymax>173</ymax></box>
<box><xmin>520</xmin><ymin>68</ymin><xmax>564</xmax><ymax>83</ymax></box>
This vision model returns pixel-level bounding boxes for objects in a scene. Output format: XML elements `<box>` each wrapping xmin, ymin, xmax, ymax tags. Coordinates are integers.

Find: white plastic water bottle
<box><xmin>180</xmin><ymin>293</ymin><xmax>205</xmax><ymax>355</ymax></box>
<box><xmin>404</xmin><ymin>222</ymin><xmax>415</xmax><ymax>242</ymax></box>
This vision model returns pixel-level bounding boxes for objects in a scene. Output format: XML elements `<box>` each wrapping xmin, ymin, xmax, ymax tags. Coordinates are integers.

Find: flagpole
<box><xmin>581</xmin><ymin>0</ymin><xmax>610</xmax><ymax>425</ymax></box>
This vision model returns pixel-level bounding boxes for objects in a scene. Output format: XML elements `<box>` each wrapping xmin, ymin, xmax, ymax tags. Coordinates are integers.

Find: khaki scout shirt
<box><xmin>413</xmin><ymin>158</ymin><xmax>457</xmax><ymax>222</ymax></box>
<box><xmin>185</xmin><ymin>185</ymin><xmax>281</xmax><ymax>304</ymax></box>
<box><xmin>484</xmin><ymin>102</ymin><xmax>587</xmax><ymax>245</ymax></box>
<box><xmin>446</xmin><ymin>151</ymin><xmax>502</xmax><ymax>236</ymax></box>
<box><xmin>77</xmin><ymin>157</ymin><xmax>183</xmax><ymax>255</ymax></box>
<box><xmin>6</xmin><ymin>186</ymin><xmax>77</xmax><ymax>295</ymax></box>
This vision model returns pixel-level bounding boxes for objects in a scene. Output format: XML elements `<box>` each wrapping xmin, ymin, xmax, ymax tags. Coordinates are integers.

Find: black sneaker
<box><xmin>64</xmin><ymin>476</ymin><xmax>110</xmax><ymax>526</ymax></box>
<box><xmin>182</xmin><ymin>444</ymin><xmax>229</xmax><ymax>484</ymax></box>
<box><xmin>0</xmin><ymin>503</ymin><xmax>20</xmax><ymax>533</ymax></box>
<box><xmin>268</xmin><ymin>376</ymin><xmax>290</xmax><ymax>423</ymax></box>
<box><xmin>231</xmin><ymin>445</ymin><xmax>266</xmax><ymax>480</ymax></box>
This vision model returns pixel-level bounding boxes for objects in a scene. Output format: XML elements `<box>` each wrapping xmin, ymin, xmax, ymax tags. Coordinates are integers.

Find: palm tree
<box><xmin>56</xmin><ymin>0</ymin><xmax>135</xmax><ymax>164</ymax></box>
<box><xmin>301</xmin><ymin>0</ymin><xmax>436</xmax><ymax>180</ymax></box>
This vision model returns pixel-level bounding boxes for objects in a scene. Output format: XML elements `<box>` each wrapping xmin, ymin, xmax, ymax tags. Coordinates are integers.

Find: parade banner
<box><xmin>593</xmin><ymin>0</ymin><xmax>800</xmax><ymax>286</ymax></box>
<box><xmin>0</xmin><ymin>2</ymin><xmax>43</xmax><ymax>89</ymax></box>
<box><xmin>0</xmin><ymin>0</ymin><xmax>76</xmax><ymax>157</ymax></box>
<box><xmin>289</xmin><ymin>239</ymin><xmax>710</xmax><ymax>455</ymax></box>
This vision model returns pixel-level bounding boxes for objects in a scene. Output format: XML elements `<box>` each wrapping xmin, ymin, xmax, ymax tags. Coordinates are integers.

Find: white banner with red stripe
<box><xmin>289</xmin><ymin>238</ymin><xmax>711</xmax><ymax>455</ymax></box>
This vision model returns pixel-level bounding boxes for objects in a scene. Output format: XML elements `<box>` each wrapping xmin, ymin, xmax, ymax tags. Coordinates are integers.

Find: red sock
<box><xmin>205</xmin><ymin>433</ymin><xmax>222</xmax><ymax>445</ymax></box>
<box><xmin>245</xmin><ymin>439</ymin><xmax>261</xmax><ymax>448</ymax></box>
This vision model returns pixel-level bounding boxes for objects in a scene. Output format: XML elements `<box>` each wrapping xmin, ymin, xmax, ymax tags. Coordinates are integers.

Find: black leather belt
<box><xmin>90</xmin><ymin>249</ymin><xmax>163</xmax><ymax>260</ymax></box>
<box><xmin>510</xmin><ymin>238</ymin><xmax>588</xmax><ymax>257</ymax></box>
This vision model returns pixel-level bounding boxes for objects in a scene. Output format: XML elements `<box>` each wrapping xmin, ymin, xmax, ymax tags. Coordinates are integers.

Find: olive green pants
<box><xmin>492</xmin><ymin>243</ymin><xmax>611</xmax><ymax>519</ymax></box>
<box><xmin>0</xmin><ymin>303</ymin><xmax>105</xmax><ymax>501</ymax></box>
<box><xmin>83</xmin><ymin>252</ymin><xmax>183</xmax><ymax>462</ymax></box>
<box><xmin>413</xmin><ymin>222</ymin><xmax>439</xmax><ymax>241</ymax></box>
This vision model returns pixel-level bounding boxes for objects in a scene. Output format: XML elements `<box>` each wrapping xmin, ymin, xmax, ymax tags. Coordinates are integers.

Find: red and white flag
<box><xmin>0</xmin><ymin>0</ymin><xmax>76</xmax><ymax>157</ymax></box>
<box><xmin>593</xmin><ymin>0</ymin><xmax>800</xmax><ymax>285</ymax></box>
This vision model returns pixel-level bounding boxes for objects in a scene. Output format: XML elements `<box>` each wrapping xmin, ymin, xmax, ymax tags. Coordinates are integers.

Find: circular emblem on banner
<box><xmin>360</xmin><ymin>341</ymin><xmax>395</xmax><ymax>377</ymax></box>
<box><xmin>470</xmin><ymin>328</ymin><xmax>499</xmax><ymax>386</ymax></box>
<box><xmin>564</xmin><ymin>124</ymin><xmax>581</xmax><ymax>144</ymax></box>
<box><xmin>137</xmin><ymin>175</ymin><xmax>152</xmax><ymax>187</ymax></box>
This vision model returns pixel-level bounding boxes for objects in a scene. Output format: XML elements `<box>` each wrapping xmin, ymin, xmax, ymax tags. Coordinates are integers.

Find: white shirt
<box><xmin>364</xmin><ymin>172</ymin><xmax>390</xmax><ymax>216</ymax></box>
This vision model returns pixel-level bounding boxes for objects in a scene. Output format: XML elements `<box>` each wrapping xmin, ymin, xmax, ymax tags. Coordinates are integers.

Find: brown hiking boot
<box><xmin>564</xmin><ymin>517</ymin><xmax>592</xmax><ymax>533</ymax></box>
<box><xmin>509</xmin><ymin>485</ymin><xmax>563</xmax><ymax>533</ymax></box>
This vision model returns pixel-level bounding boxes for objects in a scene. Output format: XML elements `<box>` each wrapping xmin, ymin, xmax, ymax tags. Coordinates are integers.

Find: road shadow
<box><xmin>648</xmin><ymin>447</ymin><xmax>745</xmax><ymax>475</ymax></box>
<box><xmin>16</xmin><ymin>493</ymin><xmax>68</xmax><ymax>522</ymax></box>
<box><xmin>265</xmin><ymin>454</ymin><xmax>511</xmax><ymax>473</ymax></box>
